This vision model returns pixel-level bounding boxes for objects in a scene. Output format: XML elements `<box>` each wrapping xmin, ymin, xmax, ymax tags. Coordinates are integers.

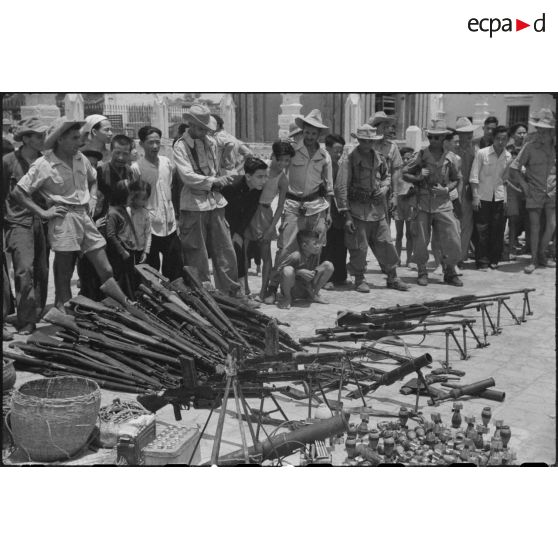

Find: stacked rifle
<box><xmin>6</xmin><ymin>265</ymin><xmax>302</xmax><ymax>394</ymax></box>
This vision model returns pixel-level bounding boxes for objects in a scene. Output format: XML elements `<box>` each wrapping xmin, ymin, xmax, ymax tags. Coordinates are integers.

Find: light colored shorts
<box><xmin>48</xmin><ymin>205</ymin><xmax>106</xmax><ymax>253</ymax></box>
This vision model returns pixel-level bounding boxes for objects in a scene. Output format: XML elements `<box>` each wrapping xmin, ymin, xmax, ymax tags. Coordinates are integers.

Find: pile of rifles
<box><xmin>5</xmin><ymin>265</ymin><xmax>302</xmax><ymax>394</ymax></box>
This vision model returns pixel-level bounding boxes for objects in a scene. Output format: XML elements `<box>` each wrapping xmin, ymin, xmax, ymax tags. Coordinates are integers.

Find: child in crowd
<box><xmin>128</xmin><ymin>180</ymin><xmax>152</xmax><ymax>266</ymax></box>
<box><xmin>246</xmin><ymin>140</ymin><xmax>294</xmax><ymax>301</ymax></box>
<box><xmin>393</xmin><ymin>147</ymin><xmax>417</xmax><ymax>267</ymax></box>
<box><xmin>276</xmin><ymin>230</ymin><xmax>333</xmax><ymax>310</ymax></box>
<box><xmin>106</xmin><ymin>182</ymin><xmax>137</xmax><ymax>299</ymax></box>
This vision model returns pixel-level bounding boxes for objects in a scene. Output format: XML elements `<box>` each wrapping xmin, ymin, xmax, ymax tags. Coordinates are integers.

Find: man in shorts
<box><xmin>14</xmin><ymin>118</ymin><xmax>124</xmax><ymax>311</ymax></box>
<box><xmin>509</xmin><ymin>108</ymin><xmax>556</xmax><ymax>273</ymax></box>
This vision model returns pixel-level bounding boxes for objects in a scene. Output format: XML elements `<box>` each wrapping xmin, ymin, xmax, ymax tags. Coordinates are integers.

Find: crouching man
<box><xmin>276</xmin><ymin>230</ymin><xmax>333</xmax><ymax>310</ymax></box>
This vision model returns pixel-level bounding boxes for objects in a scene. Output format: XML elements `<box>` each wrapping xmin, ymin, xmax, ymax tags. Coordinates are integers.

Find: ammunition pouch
<box><xmin>348</xmin><ymin>188</ymin><xmax>383</xmax><ymax>206</ymax></box>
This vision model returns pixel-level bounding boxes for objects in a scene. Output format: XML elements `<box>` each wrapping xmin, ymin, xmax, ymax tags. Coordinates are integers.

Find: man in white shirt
<box><xmin>134</xmin><ymin>126</ymin><xmax>183</xmax><ymax>281</ymax></box>
<box><xmin>469</xmin><ymin>125</ymin><xmax>512</xmax><ymax>269</ymax></box>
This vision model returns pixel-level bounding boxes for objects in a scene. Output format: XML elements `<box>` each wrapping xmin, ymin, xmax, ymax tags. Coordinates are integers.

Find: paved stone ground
<box><xmin>4</xmin><ymin>234</ymin><xmax>556</xmax><ymax>465</ymax></box>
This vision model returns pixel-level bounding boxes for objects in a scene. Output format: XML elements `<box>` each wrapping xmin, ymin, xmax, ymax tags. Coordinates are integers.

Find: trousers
<box><xmin>474</xmin><ymin>199</ymin><xmax>505</xmax><ymax>266</ymax></box>
<box><xmin>345</xmin><ymin>217</ymin><xmax>399</xmax><ymax>281</ymax></box>
<box><xmin>412</xmin><ymin>209</ymin><xmax>461</xmax><ymax>269</ymax></box>
<box><xmin>460</xmin><ymin>193</ymin><xmax>475</xmax><ymax>262</ymax></box>
<box><xmin>5</xmin><ymin>217</ymin><xmax>48</xmax><ymax>327</ymax></box>
<box><xmin>179</xmin><ymin>208</ymin><xmax>240</xmax><ymax>295</ymax></box>
<box><xmin>320</xmin><ymin>226</ymin><xmax>347</xmax><ymax>284</ymax></box>
<box><xmin>146</xmin><ymin>230</ymin><xmax>183</xmax><ymax>281</ymax></box>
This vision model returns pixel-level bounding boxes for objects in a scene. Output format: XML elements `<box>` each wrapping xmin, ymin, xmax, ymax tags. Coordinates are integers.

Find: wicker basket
<box><xmin>9</xmin><ymin>376</ymin><xmax>101</xmax><ymax>462</ymax></box>
<box><xmin>3</xmin><ymin>358</ymin><xmax>16</xmax><ymax>391</ymax></box>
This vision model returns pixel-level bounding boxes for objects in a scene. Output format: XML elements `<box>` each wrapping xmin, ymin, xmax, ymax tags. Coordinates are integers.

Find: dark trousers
<box><xmin>3</xmin><ymin>253</ymin><xmax>14</xmax><ymax>320</ymax></box>
<box><xmin>5</xmin><ymin>218</ymin><xmax>49</xmax><ymax>327</ymax></box>
<box><xmin>77</xmin><ymin>255</ymin><xmax>102</xmax><ymax>301</ymax></box>
<box><xmin>321</xmin><ymin>226</ymin><xmax>347</xmax><ymax>284</ymax></box>
<box><xmin>146</xmin><ymin>231</ymin><xmax>183</xmax><ymax>281</ymax></box>
<box><xmin>107</xmin><ymin>249</ymin><xmax>135</xmax><ymax>300</ymax></box>
<box><xmin>474</xmin><ymin>199</ymin><xmax>505</xmax><ymax>266</ymax></box>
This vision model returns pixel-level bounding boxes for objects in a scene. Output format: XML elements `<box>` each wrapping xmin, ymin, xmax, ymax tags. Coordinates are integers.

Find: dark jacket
<box><xmin>221</xmin><ymin>176</ymin><xmax>261</xmax><ymax>236</ymax></box>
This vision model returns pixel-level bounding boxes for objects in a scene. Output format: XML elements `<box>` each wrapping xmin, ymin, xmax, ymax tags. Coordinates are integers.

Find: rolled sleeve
<box><xmin>469</xmin><ymin>152</ymin><xmax>481</xmax><ymax>184</ymax></box>
<box><xmin>323</xmin><ymin>152</ymin><xmax>334</xmax><ymax>196</ymax></box>
<box><xmin>17</xmin><ymin>159</ymin><xmax>47</xmax><ymax>196</ymax></box>
<box><xmin>173</xmin><ymin>141</ymin><xmax>215</xmax><ymax>191</ymax></box>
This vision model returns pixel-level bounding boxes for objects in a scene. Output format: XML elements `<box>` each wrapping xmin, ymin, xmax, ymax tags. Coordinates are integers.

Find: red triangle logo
<box><xmin>516</xmin><ymin>19</ymin><xmax>530</xmax><ymax>31</ymax></box>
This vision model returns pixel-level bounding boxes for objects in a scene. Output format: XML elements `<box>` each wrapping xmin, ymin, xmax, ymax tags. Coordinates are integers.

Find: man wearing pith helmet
<box><xmin>336</xmin><ymin>123</ymin><xmax>409</xmax><ymax>293</ymax></box>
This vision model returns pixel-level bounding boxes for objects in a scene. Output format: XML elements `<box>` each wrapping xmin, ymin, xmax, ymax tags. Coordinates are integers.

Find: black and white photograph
<box><xmin>1</xmin><ymin>2</ymin><xmax>556</xmax><ymax>556</ymax></box>
<box><xmin>2</xmin><ymin>92</ymin><xmax>555</xmax><ymax>467</ymax></box>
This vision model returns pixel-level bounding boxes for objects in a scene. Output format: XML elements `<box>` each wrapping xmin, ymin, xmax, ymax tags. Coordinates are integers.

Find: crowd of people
<box><xmin>2</xmin><ymin>103</ymin><xmax>556</xmax><ymax>340</ymax></box>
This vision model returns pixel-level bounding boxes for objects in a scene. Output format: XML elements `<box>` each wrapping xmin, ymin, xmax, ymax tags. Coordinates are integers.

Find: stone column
<box><xmin>278</xmin><ymin>93</ymin><xmax>303</xmax><ymax>139</ymax></box>
<box><xmin>344</xmin><ymin>94</ymin><xmax>362</xmax><ymax>145</ymax></box>
<box><xmin>429</xmin><ymin>94</ymin><xmax>445</xmax><ymax>122</ymax></box>
<box><xmin>473</xmin><ymin>94</ymin><xmax>490</xmax><ymax>125</ymax></box>
<box><xmin>220</xmin><ymin>93</ymin><xmax>236</xmax><ymax>134</ymax></box>
<box><xmin>64</xmin><ymin>94</ymin><xmax>84</xmax><ymax>121</ymax></box>
<box><xmin>405</xmin><ymin>125</ymin><xmax>422</xmax><ymax>152</ymax></box>
<box><xmin>152</xmin><ymin>95</ymin><xmax>169</xmax><ymax>139</ymax></box>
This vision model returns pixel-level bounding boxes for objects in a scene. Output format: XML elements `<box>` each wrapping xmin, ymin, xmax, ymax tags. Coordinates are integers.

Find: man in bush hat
<box><xmin>368</xmin><ymin>111</ymin><xmax>403</xmax><ymax>225</ymax></box>
<box><xmin>402</xmin><ymin>120</ymin><xmax>463</xmax><ymax>286</ymax></box>
<box><xmin>335</xmin><ymin>124</ymin><xmax>409</xmax><ymax>292</ymax></box>
<box><xmin>173</xmin><ymin>103</ymin><xmax>243</xmax><ymax>297</ymax></box>
<box><xmin>264</xmin><ymin>109</ymin><xmax>333</xmax><ymax>304</ymax></box>
<box><xmin>2</xmin><ymin>117</ymin><xmax>49</xmax><ymax>334</ymax></box>
<box><xmin>13</xmin><ymin>117</ymin><xmax>127</xmax><ymax>311</ymax></box>
<box><xmin>454</xmin><ymin>117</ymin><xmax>479</xmax><ymax>266</ymax></box>
<box><xmin>509</xmin><ymin>108</ymin><xmax>556</xmax><ymax>273</ymax></box>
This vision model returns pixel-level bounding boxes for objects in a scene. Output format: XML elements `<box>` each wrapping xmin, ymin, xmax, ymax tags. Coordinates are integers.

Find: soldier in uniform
<box><xmin>402</xmin><ymin>120</ymin><xmax>463</xmax><ymax>287</ymax></box>
<box><xmin>336</xmin><ymin>124</ymin><xmax>409</xmax><ymax>292</ymax></box>
<box><xmin>368</xmin><ymin>111</ymin><xmax>403</xmax><ymax>225</ymax></box>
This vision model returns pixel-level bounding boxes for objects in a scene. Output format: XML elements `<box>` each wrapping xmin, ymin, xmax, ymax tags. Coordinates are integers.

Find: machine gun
<box><xmin>137</xmin><ymin>382</ymin><xmax>285</xmax><ymax>420</ymax></box>
<box><xmin>346</xmin><ymin>353</ymin><xmax>432</xmax><ymax>399</ymax></box>
<box><xmin>337</xmin><ymin>289</ymin><xmax>535</xmax><ymax>327</ymax></box>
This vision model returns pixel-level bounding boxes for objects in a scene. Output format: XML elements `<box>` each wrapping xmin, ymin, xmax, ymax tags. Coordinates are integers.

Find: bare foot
<box><xmin>277</xmin><ymin>299</ymin><xmax>292</xmax><ymax>310</ymax></box>
<box><xmin>312</xmin><ymin>294</ymin><xmax>329</xmax><ymax>304</ymax></box>
<box><xmin>263</xmin><ymin>293</ymin><xmax>276</xmax><ymax>305</ymax></box>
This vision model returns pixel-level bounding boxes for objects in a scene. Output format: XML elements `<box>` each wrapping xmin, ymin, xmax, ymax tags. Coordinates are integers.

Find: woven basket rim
<box><xmin>15</xmin><ymin>376</ymin><xmax>100</xmax><ymax>403</ymax></box>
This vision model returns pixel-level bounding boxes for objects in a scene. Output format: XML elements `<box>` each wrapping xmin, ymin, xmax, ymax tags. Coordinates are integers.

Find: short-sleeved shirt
<box><xmin>3</xmin><ymin>148</ymin><xmax>45</xmax><ymax>227</ymax></box>
<box><xmin>285</xmin><ymin>139</ymin><xmax>332</xmax><ymax>217</ymax></box>
<box><xmin>133</xmin><ymin>155</ymin><xmax>177</xmax><ymax>237</ymax></box>
<box><xmin>17</xmin><ymin>151</ymin><xmax>96</xmax><ymax>206</ymax></box>
<box><xmin>469</xmin><ymin>146</ymin><xmax>512</xmax><ymax>202</ymax></box>
<box><xmin>509</xmin><ymin>139</ymin><xmax>555</xmax><ymax>200</ymax></box>
<box><xmin>402</xmin><ymin>148</ymin><xmax>459</xmax><ymax>213</ymax></box>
